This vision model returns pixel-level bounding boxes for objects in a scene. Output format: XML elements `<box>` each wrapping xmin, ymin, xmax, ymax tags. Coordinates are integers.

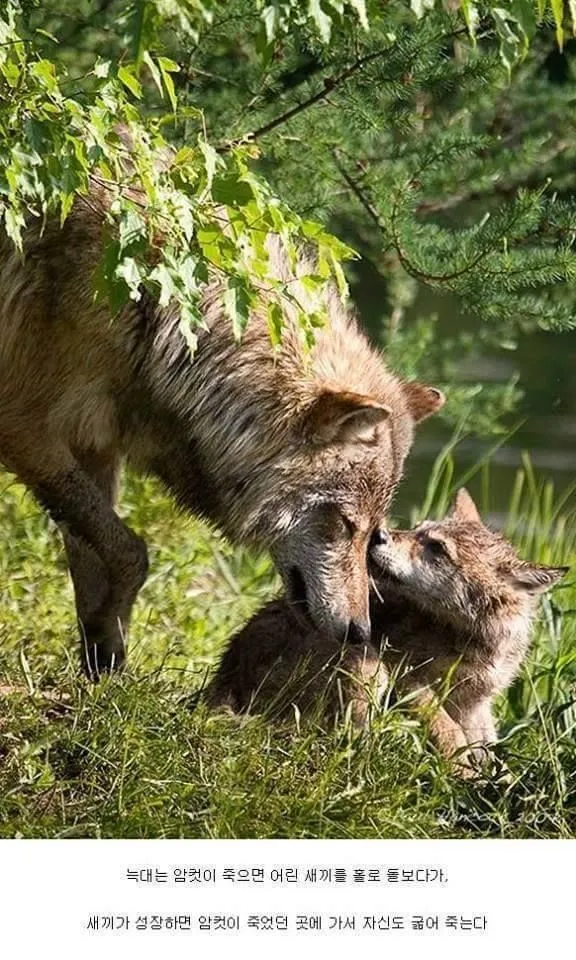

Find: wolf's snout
<box><xmin>346</xmin><ymin>617</ymin><xmax>372</xmax><ymax>646</ymax></box>
<box><xmin>287</xmin><ymin>566</ymin><xmax>308</xmax><ymax>609</ymax></box>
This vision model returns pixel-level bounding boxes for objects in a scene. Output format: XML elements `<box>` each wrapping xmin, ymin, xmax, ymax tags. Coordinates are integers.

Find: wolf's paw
<box><xmin>453</xmin><ymin>744</ymin><xmax>511</xmax><ymax>787</ymax></box>
<box><xmin>79</xmin><ymin>620</ymin><xmax>126</xmax><ymax>681</ymax></box>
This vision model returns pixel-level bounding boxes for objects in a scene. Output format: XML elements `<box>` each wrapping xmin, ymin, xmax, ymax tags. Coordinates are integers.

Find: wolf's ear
<box><xmin>402</xmin><ymin>381</ymin><xmax>445</xmax><ymax>423</ymax></box>
<box><xmin>506</xmin><ymin>563</ymin><xmax>569</xmax><ymax>594</ymax></box>
<box><xmin>449</xmin><ymin>488</ymin><xmax>481</xmax><ymax>524</ymax></box>
<box><xmin>304</xmin><ymin>390</ymin><xmax>391</xmax><ymax>445</ymax></box>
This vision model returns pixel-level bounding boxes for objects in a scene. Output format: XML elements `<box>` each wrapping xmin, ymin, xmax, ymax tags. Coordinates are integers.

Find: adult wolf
<box><xmin>0</xmin><ymin>184</ymin><xmax>444</xmax><ymax>677</ymax></box>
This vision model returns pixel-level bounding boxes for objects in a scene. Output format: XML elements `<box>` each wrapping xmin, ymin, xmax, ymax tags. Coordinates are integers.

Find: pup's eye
<box><xmin>425</xmin><ymin>538</ymin><xmax>448</xmax><ymax>559</ymax></box>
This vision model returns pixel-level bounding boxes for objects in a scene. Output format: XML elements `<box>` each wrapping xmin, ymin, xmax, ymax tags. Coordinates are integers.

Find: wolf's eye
<box><xmin>424</xmin><ymin>538</ymin><xmax>448</xmax><ymax>560</ymax></box>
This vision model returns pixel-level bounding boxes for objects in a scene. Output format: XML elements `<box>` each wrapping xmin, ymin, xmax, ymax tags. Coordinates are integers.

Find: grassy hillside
<box><xmin>0</xmin><ymin>454</ymin><xmax>575</xmax><ymax>838</ymax></box>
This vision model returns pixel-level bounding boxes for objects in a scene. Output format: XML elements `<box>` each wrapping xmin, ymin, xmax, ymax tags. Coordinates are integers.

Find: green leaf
<box><xmin>118</xmin><ymin>65</ymin><xmax>142</xmax><ymax>99</ymax></box>
<box><xmin>172</xmin><ymin>192</ymin><xmax>195</xmax><ymax>242</ymax></box>
<box><xmin>300</xmin><ymin>273</ymin><xmax>325</xmax><ymax>295</ymax></box>
<box><xmin>3</xmin><ymin>206</ymin><xmax>25</xmax><ymax>251</ymax></box>
<box><xmin>94</xmin><ymin>238</ymin><xmax>128</xmax><ymax>314</ymax></box>
<box><xmin>212</xmin><ymin>176</ymin><xmax>255</xmax><ymax>206</ymax></box>
<box><xmin>173</xmin><ymin>146</ymin><xmax>196</xmax><ymax>167</ymax></box>
<box><xmin>570</xmin><ymin>0</ymin><xmax>576</xmax><ymax>35</ymax></box>
<box><xmin>329</xmin><ymin>251</ymin><xmax>349</xmax><ymax>300</ymax></box>
<box><xmin>410</xmin><ymin>0</ymin><xmax>436</xmax><ymax>19</ymax></box>
<box><xmin>198</xmin><ymin>138</ymin><xmax>219</xmax><ymax>193</ymax></box>
<box><xmin>158</xmin><ymin>57</ymin><xmax>179</xmax><ymax>113</ymax></box>
<box><xmin>93</xmin><ymin>58</ymin><xmax>111</xmax><ymax>79</ymax></box>
<box><xmin>179</xmin><ymin>315</ymin><xmax>198</xmax><ymax>357</ymax></box>
<box><xmin>34</xmin><ymin>28</ymin><xmax>59</xmax><ymax>44</ymax></box>
<box><xmin>0</xmin><ymin>58</ymin><xmax>21</xmax><ymax>87</ymax></box>
<box><xmin>60</xmin><ymin>191</ymin><xmax>75</xmax><ymax>225</ymax></box>
<box><xmin>130</xmin><ymin>0</ymin><xmax>149</xmax><ymax>67</ymax></box>
<box><xmin>150</xmin><ymin>262</ymin><xmax>180</xmax><ymax>307</ymax></box>
<box><xmin>301</xmin><ymin>220</ymin><xmax>324</xmax><ymax>240</ymax></box>
<box><xmin>118</xmin><ymin>206</ymin><xmax>147</xmax><ymax>252</ymax></box>
<box><xmin>460</xmin><ymin>0</ymin><xmax>479</xmax><ymax>40</ymax></box>
<box><xmin>142</xmin><ymin>51</ymin><xmax>163</xmax><ymax>96</ymax></box>
<box><xmin>267</xmin><ymin>301</ymin><xmax>284</xmax><ymax>348</ymax></box>
<box><xmin>178</xmin><ymin>253</ymin><xmax>200</xmax><ymax>299</ymax></box>
<box><xmin>302</xmin><ymin>309</ymin><xmax>327</xmax><ymax>348</ymax></box>
<box><xmin>30</xmin><ymin>59</ymin><xmax>58</xmax><ymax>94</ymax></box>
<box><xmin>349</xmin><ymin>0</ymin><xmax>369</xmax><ymax>30</ymax></box>
<box><xmin>550</xmin><ymin>0</ymin><xmax>565</xmax><ymax>49</ymax></box>
<box><xmin>157</xmin><ymin>56</ymin><xmax>179</xmax><ymax>72</ymax></box>
<box><xmin>59</xmin><ymin>151</ymin><xmax>86</xmax><ymax>224</ymax></box>
<box><xmin>492</xmin><ymin>7</ymin><xmax>528</xmax><ymax>73</ymax></box>
<box><xmin>224</xmin><ymin>277</ymin><xmax>253</xmax><ymax>341</ymax></box>
<box><xmin>115</xmin><ymin>256</ymin><xmax>144</xmax><ymax>300</ymax></box>
<box><xmin>260</xmin><ymin>6</ymin><xmax>278</xmax><ymax>44</ymax></box>
<box><xmin>309</xmin><ymin>0</ymin><xmax>333</xmax><ymax>41</ymax></box>
<box><xmin>511</xmin><ymin>0</ymin><xmax>538</xmax><ymax>41</ymax></box>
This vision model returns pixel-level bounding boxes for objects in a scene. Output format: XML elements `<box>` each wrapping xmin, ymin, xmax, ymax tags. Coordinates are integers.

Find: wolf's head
<box><xmin>268</xmin><ymin>380</ymin><xmax>445</xmax><ymax>643</ymax></box>
<box><xmin>370</xmin><ymin>488</ymin><xmax>569</xmax><ymax>634</ymax></box>
<box><xmin>147</xmin><ymin>281</ymin><xmax>446</xmax><ymax>644</ymax></box>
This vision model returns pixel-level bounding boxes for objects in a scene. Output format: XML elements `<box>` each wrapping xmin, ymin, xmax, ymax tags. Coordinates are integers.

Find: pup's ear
<box><xmin>402</xmin><ymin>381</ymin><xmax>445</xmax><ymax>423</ymax></box>
<box><xmin>449</xmin><ymin>488</ymin><xmax>481</xmax><ymax>524</ymax></box>
<box><xmin>506</xmin><ymin>563</ymin><xmax>569</xmax><ymax>594</ymax></box>
<box><xmin>304</xmin><ymin>390</ymin><xmax>391</xmax><ymax>445</ymax></box>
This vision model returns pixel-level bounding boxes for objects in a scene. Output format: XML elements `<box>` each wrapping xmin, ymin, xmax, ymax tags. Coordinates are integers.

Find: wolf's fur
<box><xmin>207</xmin><ymin>490</ymin><xmax>568</xmax><ymax>775</ymax></box>
<box><xmin>205</xmin><ymin>598</ymin><xmax>388</xmax><ymax>728</ymax></box>
<box><xmin>0</xmin><ymin>178</ymin><xmax>444</xmax><ymax>677</ymax></box>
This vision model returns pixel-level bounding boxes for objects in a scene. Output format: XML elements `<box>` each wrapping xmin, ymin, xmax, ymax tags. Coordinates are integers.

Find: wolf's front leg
<box><xmin>402</xmin><ymin>683</ymin><xmax>474</xmax><ymax>777</ymax></box>
<box><xmin>443</xmin><ymin>698</ymin><xmax>514</xmax><ymax>785</ymax></box>
<box><xmin>29</xmin><ymin>449</ymin><xmax>148</xmax><ymax>680</ymax></box>
<box><xmin>456</xmin><ymin>700</ymin><xmax>511</xmax><ymax>781</ymax></box>
<box><xmin>58</xmin><ymin>453</ymin><xmax>135</xmax><ymax>678</ymax></box>
<box><xmin>459</xmin><ymin>701</ymin><xmax>498</xmax><ymax>750</ymax></box>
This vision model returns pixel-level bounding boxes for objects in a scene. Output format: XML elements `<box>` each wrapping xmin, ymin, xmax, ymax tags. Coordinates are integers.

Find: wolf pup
<box><xmin>0</xmin><ymin>179</ymin><xmax>444</xmax><ymax>678</ymax></box>
<box><xmin>207</xmin><ymin>490</ymin><xmax>568</xmax><ymax>775</ymax></box>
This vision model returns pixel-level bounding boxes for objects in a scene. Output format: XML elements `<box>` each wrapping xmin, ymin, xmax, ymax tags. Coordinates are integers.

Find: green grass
<box><xmin>0</xmin><ymin>454</ymin><xmax>575</xmax><ymax>839</ymax></box>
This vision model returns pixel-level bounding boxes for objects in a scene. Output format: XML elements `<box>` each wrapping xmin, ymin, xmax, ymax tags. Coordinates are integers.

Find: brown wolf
<box><xmin>207</xmin><ymin>489</ymin><xmax>568</xmax><ymax>774</ymax></box>
<box><xmin>0</xmin><ymin>184</ymin><xmax>444</xmax><ymax>678</ymax></box>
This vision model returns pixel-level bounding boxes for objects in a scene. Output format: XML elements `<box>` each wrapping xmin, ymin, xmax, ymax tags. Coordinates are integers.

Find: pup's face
<box><xmin>370</xmin><ymin>489</ymin><xmax>568</xmax><ymax>628</ymax></box>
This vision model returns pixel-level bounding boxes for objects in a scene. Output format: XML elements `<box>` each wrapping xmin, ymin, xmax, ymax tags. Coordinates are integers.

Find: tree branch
<box><xmin>416</xmin><ymin>139</ymin><xmax>571</xmax><ymax>214</ymax></box>
<box><xmin>331</xmin><ymin>150</ymin><xmax>385</xmax><ymax>232</ymax></box>
<box><xmin>332</xmin><ymin>151</ymin><xmax>527</xmax><ymax>286</ymax></box>
<box><xmin>220</xmin><ymin>48</ymin><xmax>394</xmax><ymax>151</ymax></box>
<box><xmin>220</xmin><ymin>26</ymin><xmax>468</xmax><ymax>151</ymax></box>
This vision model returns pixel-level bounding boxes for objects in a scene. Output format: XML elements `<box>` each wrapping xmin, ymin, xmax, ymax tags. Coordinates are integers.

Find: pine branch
<box><xmin>221</xmin><ymin>27</ymin><xmax>468</xmax><ymax>151</ymax></box>
<box><xmin>388</xmin><ymin>197</ymin><xmax>526</xmax><ymax>285</ymax></box>
<box><xmin>331</xmin><ymin>150</ymin><xmax>385</xmax><ymax>231</ymax></box>
<box><xmin>332</xmin><ymin>151</ymin><xmax>531</xmax><ymax>287</ymax></box>
<box><xmin>220</xmin><ymin>51</ymin><xmax>393</xmax><ymax>150</ymax></box>
<box><xmin>50</xmin><ymin>0</ymin><xmax>117</xmax><ymax>50</ymax></box>
<box><xmin>416</xmin><ymin>139</ymin><xmax>571</xmax><ymax>214</ymax></box>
